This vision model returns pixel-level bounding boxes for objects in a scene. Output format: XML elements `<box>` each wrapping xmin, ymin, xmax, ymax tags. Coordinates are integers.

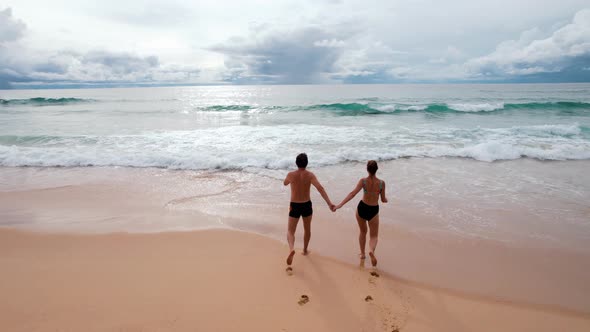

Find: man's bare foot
<box><xmin>302</xmin><ymin>249</ymin><xmax>309</xmax><ymax>256</ymax></box>
<box><xmin>286</xmin><ymin>267</ymin><xmax>293</xmax><ymax>275</ymax></box>
<box><xmin>369</xmin><ymin>252</ymin><xmax>377</xmax><ymax>267</ymax></box>
<box><xmin>286</xmin><ymin>250</ymin><xmax>295</xmax><ymax>265</ymax></box>
<box><xmin>359</xmin><ymin>253</ymin><xmax>366</xmax><ymax>259</ymax></box>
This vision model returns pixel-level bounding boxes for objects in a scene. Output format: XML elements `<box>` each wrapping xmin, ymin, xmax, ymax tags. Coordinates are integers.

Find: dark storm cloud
<box><xmin>210</xmin><ymin>25</ymin><xmax>355</xmax><ymax>84</ymax></box>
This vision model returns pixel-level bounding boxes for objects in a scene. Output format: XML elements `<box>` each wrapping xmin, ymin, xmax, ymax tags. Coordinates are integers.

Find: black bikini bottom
<box><xmin>357</xmin><ymin>200</ymin><xmax>379</xmax><ymax>221</ymax></box>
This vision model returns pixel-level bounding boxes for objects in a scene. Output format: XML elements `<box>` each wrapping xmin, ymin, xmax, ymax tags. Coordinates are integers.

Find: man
<box><xmin>284</xmin><ymin>153</ymin><xmax>335</xmax><ymax>266</ymax></box>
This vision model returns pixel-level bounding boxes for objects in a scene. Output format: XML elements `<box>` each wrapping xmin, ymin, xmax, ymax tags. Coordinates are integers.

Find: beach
<box><xmin>1</xmin><ymin>163</ymin><xmax>590</xmax><ymax>331</ymax></box>
<box><xmin>1</xmin><ymin>228</ymin><xmax>589</xmax><ymax>332</ymax></box>
<box><xmin>2</xmin><ymin>0</ymin><xmax>590</xmax><ymax>326</ymax></box>
<box><xmin>1</xmin><ymin>84</ymin><xmax>590</xmax><ymax>330</ymax></box>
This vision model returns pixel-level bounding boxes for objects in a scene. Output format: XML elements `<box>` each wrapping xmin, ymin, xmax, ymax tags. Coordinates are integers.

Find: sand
<box><xmin>1</xmin><ymin>165</ymin><xmax>590</xmax><ymax>331</ymax></box>
<box><xmin>1</xmin><ymin>228</ymin><xmax>589</xmax><ymax>332</ymax></box>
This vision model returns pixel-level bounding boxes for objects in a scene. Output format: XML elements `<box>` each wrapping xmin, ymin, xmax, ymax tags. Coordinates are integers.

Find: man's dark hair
<box><xmin>296</xmin><ymin>153</ymin><xmax>308</xmax><ymax>168</ymax></box>
<box><xmin>367</xmin><ymin>160</ymin><xmax>378</xmax><ymax>175</ymax></box>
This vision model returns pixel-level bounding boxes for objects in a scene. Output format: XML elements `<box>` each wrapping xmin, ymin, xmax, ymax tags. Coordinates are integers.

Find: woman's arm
<box><xmin>380</xmin><ymin>181</ymin><xmax>388</xmax><ymax>203</ymax></box>
<box><xmin>336</xmin><ymin>179</ymin><xmax>364</xmax><ymax>209</ymax></box>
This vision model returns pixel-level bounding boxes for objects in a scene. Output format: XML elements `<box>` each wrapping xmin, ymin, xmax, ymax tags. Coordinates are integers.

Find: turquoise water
<box><xmin>1</xmin><ymin>84</ymin><xmax>589</xmax><ymax>169</ymax></box>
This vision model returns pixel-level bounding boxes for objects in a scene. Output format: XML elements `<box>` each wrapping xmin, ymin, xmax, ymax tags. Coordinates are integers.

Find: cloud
<box><xmin>2</xmin><ymin>2</ymin><xmax>590</xmax><ymax>87</ymax></box>
<box><xmin>0</xmin><ymin>8</ymin><xmax>28</xmax><ymax>88</ymax></box>
<box><xmin>0</xmin><ymin>8</ymin><xmax>200</xmax><ymax>88</ymax></box>
<box><xmin>210</xmin><ymin>24</ymin><xmax>359</xmax><ymax>84</ymax></box>
<box><xmin>331</xmin><ymin>40</ymin><xmax>413</xmax><ymax>83</ymax></box>
<box><xmin>168</xmin><ymin>5</ymin><xmax>590</xmax><ymax>85</ymax></box>
<box><xmin>465</xmin><ymin>8</ymin><xmax>590</xmax><ymax>81</ymax></box>
<box><xmin>3</xmin><ymin>48</ymin><xmax>201</xmax><ymax>88</ymax></box>
<box><xmin>19</xmin><ymin>50</ymin><xmax>200</xmax><ymax>87</ymax></box>
<box><xmin>98</xmin><ymin>1</ymin><xmax>192</xmax><ymax>27</ymax></box>
<box><xmin>0</xmin><ymin>8</ymin><xmax>25</xmax><ymax>43</ymax></box>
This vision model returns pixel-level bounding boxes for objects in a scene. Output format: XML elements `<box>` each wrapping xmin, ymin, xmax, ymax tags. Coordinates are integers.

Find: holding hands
<box><xmin>331</xmin><ymin>203</ymin><xmax>342</xmax><ymax>212</ymax></box>
<box><xmin>330</xmin><ymin>175</ymin><xmax>388</xmax><ymax>213</ymax></box>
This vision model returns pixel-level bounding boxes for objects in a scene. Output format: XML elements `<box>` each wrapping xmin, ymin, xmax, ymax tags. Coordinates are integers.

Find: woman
<box><xmin>335</xmin><ymin>160</ymin><xmax>388</xmax><ymax>266</ymax></box>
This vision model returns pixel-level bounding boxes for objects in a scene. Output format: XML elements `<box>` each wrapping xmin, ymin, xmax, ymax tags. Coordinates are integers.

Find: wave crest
<box><xmin>1</xmin><ymin>124</ymin><xmax>588</xmax><ymax>169</ymax></box>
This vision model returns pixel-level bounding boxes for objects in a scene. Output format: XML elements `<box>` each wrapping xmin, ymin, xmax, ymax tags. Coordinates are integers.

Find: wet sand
<box><xmin>1</xmin><ymin>228</ymin><xmax>589</xmax><ymax>332</ymax></box>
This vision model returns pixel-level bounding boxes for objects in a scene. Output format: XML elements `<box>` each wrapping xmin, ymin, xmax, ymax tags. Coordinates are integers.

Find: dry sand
<box><xmin>1</xmin><ymin>228</ymin><xmax>589</xmax><ymax>332</ymax></box>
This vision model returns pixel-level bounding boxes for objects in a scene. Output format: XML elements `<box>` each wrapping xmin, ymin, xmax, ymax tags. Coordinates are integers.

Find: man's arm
<box><xmin>310</xmin><ymin>173</ymin><xmax>334</xmax><ymax>209</ymax></box>
<box><xmin>283</xmin><ymin>172</ymin><xmax>291</xmax><ymax>186</ymax></box>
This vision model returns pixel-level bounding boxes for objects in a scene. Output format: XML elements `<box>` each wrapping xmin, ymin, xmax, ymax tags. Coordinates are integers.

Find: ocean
<box><xmin>1</xmin><ymin>84</ymin><xmax>590</xmax><ymax>169</ymax></box>
<box><xmin>2</xmin><ymin>83</ymin><xmax>590</xmax><ymax>311</ymax></box>
<box><xmin>1</xmin><ymin>84</ymin><xmax>589</xmax><ymax>249</ymax></box>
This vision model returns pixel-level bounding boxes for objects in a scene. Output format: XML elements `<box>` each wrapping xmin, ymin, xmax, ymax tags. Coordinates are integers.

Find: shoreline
<box><xmin>1</xmin><ymin>228</ymin><xmax>589</xmax><ymax>332</ymax></box>
<box><xmin>1</xmin><ymin>163</ymin><xmax>590</xmax><ymax>315</ymax></box>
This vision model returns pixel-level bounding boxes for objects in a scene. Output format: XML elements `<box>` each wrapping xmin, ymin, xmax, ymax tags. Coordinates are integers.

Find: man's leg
<box><xmin>286</xmin><ymin>216</ymin><xmax>299</xmax><ymax>265</ymax></box>
<box><xmin>302</xmin><ymin>215</ymin><xmax>312</xmax><ymax>255</ymax></box>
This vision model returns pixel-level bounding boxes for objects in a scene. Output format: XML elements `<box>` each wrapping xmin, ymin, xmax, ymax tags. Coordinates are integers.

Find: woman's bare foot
<box><xmin>286</xmin><ymin>250</ymin><xmax>295</xmax><ymax>265</ymax></box>
<box><xmin>359</xmin><ymin>253</ymin><xmax>366</xmax><ymax>259</ymax></box>
<box><xmin>302</xmin><ymin>249</ymin><xmax>309</xmax><ymax>256</ymax></box>
<box><xmin>369</xmin><ymin>252</ymin><xmax>377</xmax><ymax>267</ymax></box>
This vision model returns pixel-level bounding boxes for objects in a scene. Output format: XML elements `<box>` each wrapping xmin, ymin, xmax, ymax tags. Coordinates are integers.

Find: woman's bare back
<box><xmin>361</xmin><ymin>176</ymin><xmax>383</xmax><ymax>206</ymax></box>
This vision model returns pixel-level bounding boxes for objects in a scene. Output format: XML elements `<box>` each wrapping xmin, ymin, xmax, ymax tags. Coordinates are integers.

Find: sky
<box><xmin>1</xmin><ymin>0</ymin><xmax>589</xmax><ymax>88</ymax></box>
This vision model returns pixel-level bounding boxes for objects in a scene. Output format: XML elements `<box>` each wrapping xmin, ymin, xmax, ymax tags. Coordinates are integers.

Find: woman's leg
<box><xmin>356</xmin><ymin>211</ymin><xmax>367</xmax><ymax>258</ymax></box>
<box><xmin>368</xmin><ymin>214</ymin><xmax>380</xmax><ymax>266</ymax></box>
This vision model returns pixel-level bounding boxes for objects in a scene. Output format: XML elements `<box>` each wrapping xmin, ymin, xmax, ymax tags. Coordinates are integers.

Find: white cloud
<box><xmin>465</xmin><ymin>8</ymin><xmax>590</xmax><ymax>78</ymax></box>
<box><xmin>2</xmin><ymin>1</ymin><xmax>590</xmax><ymax>86</ymax></box>
<box><xmin>314</xmin><ymin>39</ymin><xmax>346</xmax><ymax>48</ymax></box>
<box><xmin>0</xmin><ymin>7</ymin><xmax>202</xmax><ymax>88</ymax></box>
<box><xmin>0</xmin><ymin>8</ymin><xmax>25</xmax><ymax>43</ymax></box>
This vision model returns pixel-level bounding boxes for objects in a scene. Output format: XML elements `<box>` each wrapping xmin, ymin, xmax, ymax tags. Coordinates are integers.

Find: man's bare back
<box><xmin>284</xmin><ymin>153</ymin><xmax>334</xmax><ymax>266</ymax></box>
<box><xmin>284</xmin><ymin>169</ymin><xmax>313</xmax><ymax>203</ymax></box>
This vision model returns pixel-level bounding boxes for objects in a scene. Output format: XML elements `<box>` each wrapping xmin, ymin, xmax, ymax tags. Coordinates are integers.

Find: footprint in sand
<box><xmin>298</xmin><ymin>295</ymin><xmax>309</xmax><ymax>306</ymax></box>
<box><xmin>369</xmin><ymin>270</ymin><xmax>380</xmax><ymax>284</ymax></box>
<box><xmin>365</xmin><ymin>295</ymin><xmax>373</xmax><ymax>302</ymax></box>
<box><xmin>378</xmin><ymin>305</ymin><xmax>403</xmax><ymax>332</ymax></box>
<box><xmin>285</xmin><ymin>267</ymin><xmax>293</xmax><ymax>276</ymax></box>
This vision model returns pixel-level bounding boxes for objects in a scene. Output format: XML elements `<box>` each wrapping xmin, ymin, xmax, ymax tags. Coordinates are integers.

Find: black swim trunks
<box><xmin>357</xmin><ymin>200</ymin><xmax>379</xmax><ymax>221</ymax></box>
<box><xmin>289</xmin><ymin>201</ymin><xmax>313</xmax><ymax>218</ymax></box>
